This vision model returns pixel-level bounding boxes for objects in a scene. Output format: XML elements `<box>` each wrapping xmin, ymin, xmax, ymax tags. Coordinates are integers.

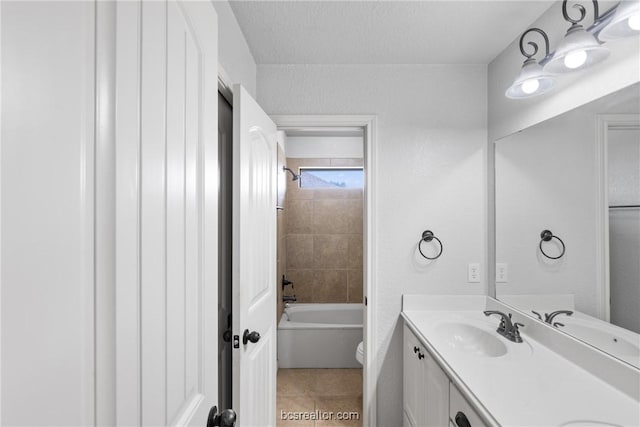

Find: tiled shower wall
<box><xmin>277</xmin><ymin>146</ymin><xmax>287</xmax><ymax>321</ymax></box>
<box><xmin>283</xmin><ymin>157</ymin><xmax>364</xmax><ymax>304</ymax></box>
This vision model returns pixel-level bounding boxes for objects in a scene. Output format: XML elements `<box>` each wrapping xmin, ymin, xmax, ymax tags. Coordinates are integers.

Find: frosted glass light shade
<box><xmin>544</xmin><ymin>24</ymin><xmax>610</xmax><ymax>73</ymax></box>
<box><xmin>506</xmin><ymin>58</ymin><xmax>555</xmax><ymax>99</ymax></box>
<box><xmin>598</xmin><ymin>0</ymin><xmax>640</xmax><ymax>41</ymax></box>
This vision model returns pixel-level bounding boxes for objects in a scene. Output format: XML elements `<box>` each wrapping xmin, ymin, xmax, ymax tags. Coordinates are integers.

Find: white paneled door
<box><xmin>115</xmin><ymin>1</ymin><xmax>219</xmax><ymax>426</ymax></box>
<box><xmin>232</xmin><ymin>85</ymin><xmax>278</xmax><ymax>427</ymax></box>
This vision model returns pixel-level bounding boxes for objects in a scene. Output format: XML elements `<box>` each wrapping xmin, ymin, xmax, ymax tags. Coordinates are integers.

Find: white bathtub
<box><xmin>277</xmin><ymin>303</ymin><xmax>363</xmax><ymax>368</ymax></box>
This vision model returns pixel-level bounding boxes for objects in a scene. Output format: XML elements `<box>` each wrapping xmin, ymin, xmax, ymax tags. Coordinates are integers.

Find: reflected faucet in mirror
<box><xmin>532</xmin><ymin>310</ymin><xmax>573</xmax><ymax>328</ymax></box>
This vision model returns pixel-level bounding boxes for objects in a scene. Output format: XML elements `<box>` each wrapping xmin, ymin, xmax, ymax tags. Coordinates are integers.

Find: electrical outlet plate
<box><xmin>496</xmin><ymin>263</ymin><xmax>508</xmax><ymax>283</ymax></box>
<box><xmin>468</xmin><ymin>263</ymin><xmax>480</xmax><ymax>283</ymax></box>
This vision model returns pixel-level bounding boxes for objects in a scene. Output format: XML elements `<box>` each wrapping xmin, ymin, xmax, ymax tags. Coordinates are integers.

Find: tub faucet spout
<box><xmin>283</xmin><ymin>294</ymin><xmax>297</xmax><ymax>303</ymax></box>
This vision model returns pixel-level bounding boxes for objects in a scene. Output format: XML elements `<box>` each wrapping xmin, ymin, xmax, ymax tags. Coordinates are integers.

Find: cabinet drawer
<box><xmin>449</xmin><ymin>384</ymin><xmax>487</xmax><ymax>427</ymax></box>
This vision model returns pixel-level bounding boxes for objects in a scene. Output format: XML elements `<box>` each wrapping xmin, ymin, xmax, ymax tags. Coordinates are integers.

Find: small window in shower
<box><xmin>299</xmin><ymin>167</ymin><xmax>364</xmax><ymax>189</ymax></box>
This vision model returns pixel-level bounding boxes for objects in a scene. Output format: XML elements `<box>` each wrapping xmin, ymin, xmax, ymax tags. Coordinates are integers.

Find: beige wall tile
<box><xmin>286</xmin><ymin>199</ymin><xmax>313</xmax><ymax>234</ymax></box>
<box><xmin>286</xmin><ymin>157</ymin><xmax>331</xmax><ymax>170</ymax></box>
<box><xmin>347</xmin><ymin>269</ymin><xmax>363</xmax><ymax>303</ymax></box>
<box><xmin>314</xmin><ymin>235</ymin><xmax>348</xmax><ymax>269</ymax></box>
<box><xmin>347</xmin><ymin>235</ymin><xmax>363</xmax><ymax>269</ymax></box>
<box><xmin>345</xmin><ymin>199</ymin><xmax>363</xmax><ymax>234</ymax></box>
<box><xmin>313</xmin><ymin>188</ymin><xmax>360</xmax><ymax>200</ymax></box>
<box><xmin>286</xmin><ymin>234</ymin><xmax>314</xmax><ymax>269</ymax></box>
<box><xmin>313</xmin><ymin>270</ymin><xmax>348</xmax><ymax>303</ymax></box>
<box><xmin>284</xmin><ymin>269</ymin><xmax>313</xmax><ymax>303</ymax></box>
<box><xmin>330</xmin><ymin>158</ymin><xmax>363</xmax><ymax>167</ymax></box>
<box><xmin>313</xmin><ymin>199</ymin><xmax>349</xmax><ymax>234</ymax></box>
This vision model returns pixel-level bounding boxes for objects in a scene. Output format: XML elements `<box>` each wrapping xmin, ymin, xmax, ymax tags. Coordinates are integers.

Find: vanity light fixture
<box><xmin>598</xmin><ymin>0</ymin><xmax>640</xmax><ymax>41</ymax></box>
<box><xmin>506</xmin><ymin>28</ymin><xmax>555</xmax><ymax>99</ymax></box>
<box><xmin>506</xmin><ymin>0</ymin><xmax>640</xmax><ymax>99</ymax></box>
<box><xmin>543</xmin><ymin>0</ymin><xmax>610</xmax><ymax>73</ymax></box>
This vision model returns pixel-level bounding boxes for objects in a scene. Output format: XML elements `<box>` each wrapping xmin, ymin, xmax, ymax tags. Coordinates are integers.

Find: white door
<box><xmin>115</xmin><ymin>1</ymin><xmax>219</xmax><ymax>425</ymax></box>
<box><xmin>232</xmin><ymin>85</ymin><xmax>278</xmax><ymax>427</ymax></box>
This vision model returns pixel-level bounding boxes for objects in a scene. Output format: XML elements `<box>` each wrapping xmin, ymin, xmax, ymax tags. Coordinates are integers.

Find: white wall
<box><xmin>285</xmin><ymin>136</ymin><xmax>363</xmax><ymax>158</ymax></box>
<box><xmin>488</xmin><ymin>1</ymin><xmax>640</xmax><ymax>141</ymax></box>
<box><xmin>257</xmin><ymin>64</ymin><xmax>487</xmax><ymax>425</ymax></box>
<box><xmin>212</xmin><ymin>0</ymin><xmax>257</xmax><ymax>97</ymax></box>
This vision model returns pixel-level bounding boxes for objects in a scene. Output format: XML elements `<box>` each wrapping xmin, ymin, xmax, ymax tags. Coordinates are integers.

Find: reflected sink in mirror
<box><xmin>435</xmin><ymin>322</ymin><xmax>508</xmax><ymax>357</ymax></box>
<box><xmin>560</xmin><ymin>320</ymin><xmax>640</xmax><ymax>367</ymax></box>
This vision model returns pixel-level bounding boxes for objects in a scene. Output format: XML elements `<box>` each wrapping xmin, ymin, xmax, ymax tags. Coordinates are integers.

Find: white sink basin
<box><xmin>435</xmin><ymin>322</ymin><xmax>508</xmax><ymax>357</ymax></box>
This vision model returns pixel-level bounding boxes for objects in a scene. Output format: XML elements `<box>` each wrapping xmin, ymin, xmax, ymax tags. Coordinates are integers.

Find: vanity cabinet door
<box><xmin>403</xmin><ymin>324</ymin><xmax>450</xmax><ymax>427</ymax></box>
<box><xmin>423</xmin><ymin>352</ymin><xmax>449</xmax><ymax>426</ymax></box>
<box><xmin>403</xmin><ymin>325</ymin><xmax>424</xmax><ymax>426</ymax></box>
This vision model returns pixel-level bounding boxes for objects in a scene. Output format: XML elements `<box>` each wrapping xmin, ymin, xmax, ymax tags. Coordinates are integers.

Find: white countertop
<box><xmin>402</xmin><ymin>295</ymin><xmax>640</xmax><ymax>427</ymax></box>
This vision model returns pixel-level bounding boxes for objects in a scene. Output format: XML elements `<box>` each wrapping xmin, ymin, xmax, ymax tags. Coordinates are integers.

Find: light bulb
<box><xmin>564</xmin><ymin>50</ymin><xmax>587</xmax><ymax>69</ymax></box>
<box><xmin>628</xmin><ymin>13</ymin><xmax>640</xmax><ymax>30</ymax></box>
<box><xmin>521</xmin><ymin>79</ymin><xmax>540</xmax><ymax>94</ymax></box>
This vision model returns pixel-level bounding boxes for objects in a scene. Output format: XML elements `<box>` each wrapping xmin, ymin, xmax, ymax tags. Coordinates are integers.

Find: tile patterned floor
<box><xmin>277</xmin><ymin>368</ymin><xmax>363</xmax><ymax>427</ymax></box>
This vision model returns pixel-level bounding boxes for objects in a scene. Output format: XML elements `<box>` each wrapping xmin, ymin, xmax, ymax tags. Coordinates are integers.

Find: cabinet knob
<box><xmin>418</xmin><ymin>352</ymin><xmax>425</xmax><ymax>360</ymax></box>
<box><xmin>455</xmin><ymin>411</ymin><xmax>471</xmax><ymax>427</ymax></box>
<box><xmin>413</xmin><ymin>346</ymin><xmax>420</xmax><ymax>353</ymax></box>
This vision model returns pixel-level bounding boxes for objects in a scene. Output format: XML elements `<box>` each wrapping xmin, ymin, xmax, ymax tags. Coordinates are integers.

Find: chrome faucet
<box><xmin>531</xmin><ymin>309</ymin><xmax>573</xmax><ymax>328</ymax></box>
<box><xmin>483</xmin><ymin>310</ymin><xmax>524</xmax><ymax>343</ymax></box>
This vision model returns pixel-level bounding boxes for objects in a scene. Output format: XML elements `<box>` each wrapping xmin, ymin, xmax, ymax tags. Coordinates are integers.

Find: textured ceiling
<box><xmin>229</xmin><ymin>1</ymin><xmax>555</xmax><ymax>65</ymax></box>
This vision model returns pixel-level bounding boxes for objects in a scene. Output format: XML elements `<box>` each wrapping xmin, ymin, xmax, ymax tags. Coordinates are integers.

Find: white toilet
<box><xmin>355</xmin><ymin>341</ymin><xmax>364</xmax><ymax>365</ymax></box>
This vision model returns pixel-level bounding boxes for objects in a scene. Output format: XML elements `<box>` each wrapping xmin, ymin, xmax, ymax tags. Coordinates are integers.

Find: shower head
<box><xmin>283</xmin><ymin>166</ymin><xmax>300</xmax><ymax>181</ymax></box>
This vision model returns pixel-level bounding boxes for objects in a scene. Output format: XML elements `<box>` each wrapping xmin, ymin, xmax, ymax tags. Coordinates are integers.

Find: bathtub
<box><xmin>277</xmin><ymin>303</ymin><xmax>363</xmax><ymax>368</ymax></box>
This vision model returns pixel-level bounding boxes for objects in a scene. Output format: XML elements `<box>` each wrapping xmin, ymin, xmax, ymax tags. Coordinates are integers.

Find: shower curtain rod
<box><xmin>609</xmin><ymin>205</ymin><xmax>640</xmax><ymax>209</ymax></box>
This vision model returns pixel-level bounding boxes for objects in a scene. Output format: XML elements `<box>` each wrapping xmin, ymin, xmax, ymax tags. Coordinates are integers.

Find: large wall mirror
<box><xmin>495</xmin><ymin>82</ymin><xmax>640</xmax><ymax>368</ymax></box>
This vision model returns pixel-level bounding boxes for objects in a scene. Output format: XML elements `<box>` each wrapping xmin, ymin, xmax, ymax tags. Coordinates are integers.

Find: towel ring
<box><xmin>539</xmin><ymin>229</ymin><xmax>566</xmax><ymax>259</ymax></box>
<box><xmin>418</xmin><ymin>230</ymin><xmax>443</xmax><ymax>260</ymax></box>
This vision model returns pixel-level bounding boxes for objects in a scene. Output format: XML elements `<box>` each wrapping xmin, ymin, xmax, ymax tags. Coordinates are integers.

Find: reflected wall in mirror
<box><xmin>495</xmin><ymin>82</ymin><xmax>640</xmax><ymax>368</ymax></box>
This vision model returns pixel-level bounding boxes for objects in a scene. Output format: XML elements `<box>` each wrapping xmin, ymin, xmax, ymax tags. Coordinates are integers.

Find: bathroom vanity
<box><xmin>401</xmin><ymin>295</ymin><xmax>640</xmax><ymax>427</ymax></box>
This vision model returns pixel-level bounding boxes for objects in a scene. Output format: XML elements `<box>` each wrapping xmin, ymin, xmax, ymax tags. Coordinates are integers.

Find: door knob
<box><xmin>243</xmin><ymin>329</ymin><xmax>260</xmax><ymax>345</ymax></box>
<box><xmin>207</xmin><ymin>406</ymin><xmax>237</xmax><ymax>427</ymax></box>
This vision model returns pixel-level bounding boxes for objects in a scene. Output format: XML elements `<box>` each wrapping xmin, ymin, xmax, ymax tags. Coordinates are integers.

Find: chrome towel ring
<box><xmin>418</xmin><ymin>230</ymin><xmax>443</xmax><ymax>260</ymax></box>
<box><xmin>539</xmin><ymin>229</ymin><xmax>566</xmax><ymax>259</ymax></box>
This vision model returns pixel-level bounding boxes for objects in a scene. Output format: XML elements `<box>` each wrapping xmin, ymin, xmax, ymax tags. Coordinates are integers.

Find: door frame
<box><xmin>271</xmin><ymin>114</ymin><xmax>377</xmax><ymax>427</ymax></box>
<box><xmin>596</xmin><ymin>114</ymin><xmax>640</xmax><ymax>322</ymax></box>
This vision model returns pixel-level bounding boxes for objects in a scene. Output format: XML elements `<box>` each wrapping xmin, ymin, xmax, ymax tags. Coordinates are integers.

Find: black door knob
<box><xmin>455</xmin><ymin>411</ymin><xmax>472</xmax><ymax>427</ymax></box>
<box><xmin>207</xmin><ymin>406</ymin><xmax>237</xmax><ymax>427</ymax></box>
<box><xmin>243</xmin><ymin>329</ymin><xmax>260</xmax><ymax>345</ymax></box>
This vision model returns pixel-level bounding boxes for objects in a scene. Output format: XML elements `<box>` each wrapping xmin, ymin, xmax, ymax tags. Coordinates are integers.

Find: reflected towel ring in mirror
<box><xmin>418</xmin><ymin>230</ymin><xmax>443</xmax><ymax>260</ymax></box>
<box><xmin>539</xmin><ymin>229</ymin><xmax>566</xmax><ymax>259</ymax></box>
